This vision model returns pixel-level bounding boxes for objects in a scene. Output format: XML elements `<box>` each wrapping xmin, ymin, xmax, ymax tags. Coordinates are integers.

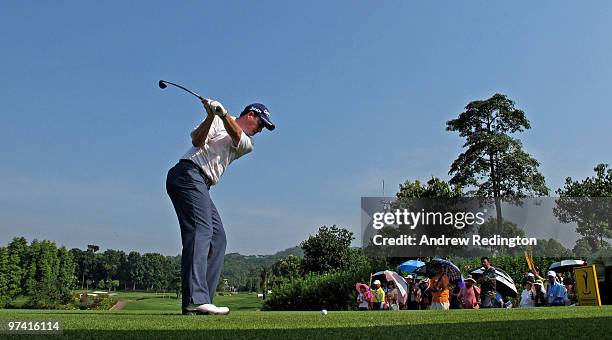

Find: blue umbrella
<box><xmin>398</xmin><ymin>260</ymin><xmax>425</xmax><ymax>274</ymax></box>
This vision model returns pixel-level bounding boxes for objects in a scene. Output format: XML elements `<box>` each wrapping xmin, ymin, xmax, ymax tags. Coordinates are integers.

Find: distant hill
<box><xmin>221</xmin><ymin>247</ymin><xmax>303</xmax><ymax>291</ymax></box>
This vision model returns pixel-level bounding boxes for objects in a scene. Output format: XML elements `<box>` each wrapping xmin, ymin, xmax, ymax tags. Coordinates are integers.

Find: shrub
<box><xmin>262</xmin><ymin>262</ymin><xmax>372</xmax><ymax>311</ymax></box>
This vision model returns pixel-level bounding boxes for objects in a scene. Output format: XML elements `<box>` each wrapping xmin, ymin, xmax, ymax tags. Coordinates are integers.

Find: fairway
<box><xmin>119</xmin><ymin>293</ymin><xmax>263</xmax><ymax>311</ymax></box>
<box><xmin>1</xmin><ymin>306</ymin><xmax>610</xmax><ymax>339</ymax></box>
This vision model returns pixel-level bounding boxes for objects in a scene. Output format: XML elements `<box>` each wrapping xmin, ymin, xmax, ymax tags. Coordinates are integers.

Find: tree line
<box><xmin>69</xmin><ymin>245</ymin><xmax>181</xmax><ymax>294</ymax></box>
<box><xmin>0</xmin><ymin>238</ymin><xmax>74</xmax><ymax>308</ymax></box>
<box><xmin>0</xmin><ymin>237</ymin><xmax>305</xmax><ymax>308</ymax></box>
<box><xmin>0</xmin><ymin>238</ymin><xmax>183</xmax><ymax>308</ymax></box>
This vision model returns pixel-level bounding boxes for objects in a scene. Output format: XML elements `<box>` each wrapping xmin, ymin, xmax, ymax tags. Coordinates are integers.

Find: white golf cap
<box><xmin>405</xmin><ymin>275</ymin><xmax>413</xmax><ymax>279</ymax></box>
<box><xmin>527</xmin><ymin>273</ymin><xmax>535</xmax><ymax>277</ymax></box>
<box><xmin>535</xmin><ymin>280</ymin><xmax>544</xmax><ymax>286</ymax></box>
<box><xmin>373</xmin><ymin>280</ymin><xmax>381</xmax><ymax>285</ymax></box>
<box><xmin>464</xmin><ymin>276</ymin><xmax>476</xmax><ymax>283</ymax></box>
<box><xmin>547</xmin><ymin>270</ymin><xmax>556</xmax><ymax>277</ymax></box>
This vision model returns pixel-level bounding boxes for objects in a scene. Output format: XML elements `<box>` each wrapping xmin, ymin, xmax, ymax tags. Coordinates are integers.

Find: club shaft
<box><xmin>160</xmin><ymin>80</ymin><xmax>203</xmax><ymax>100</ymax></box>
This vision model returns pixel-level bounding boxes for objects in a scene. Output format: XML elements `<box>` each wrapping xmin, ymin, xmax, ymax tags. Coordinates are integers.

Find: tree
<box><xmin>571</xmin><ymin>237</ymin><xmax>612</xmax><ymax>258</ymax></box>
<box><xmin>127</xmin><ymin>251</ymin><xmax>144</xmax><ymax>290</ymax></box>
<box><xmin>300</xmin><ymin>225</ymin><xmax>354</xmax><ymax>274</ymax></box>
<box><xmin>117</xmin><ymin>253</ymin><xmax>130</xmax><ymax>290</ymax></box>
<box><xmin>0</xmin><ymin>247</ymin><xmax>9</xmax><ymax>307</ymax></box>
<box><xmin>259</xmin><ymin>267</ymin><xmax>271</xmax><ymax>298</ymax></box>
<box><xmin>100</xmin><ymin>249</ymin><xmax>125</xmax><ymax>292</ymax></box>
<box><xmin>28</xmin><ymin>240</ymin><xmax>61</xmax><ymax>308</ymax></box>
<box><xmin>271</xmin><ymin>255</ymin><xmax>301</xmax><ymax>280</ymax></box>
<box><xmin>531</xmin><ymin>238</ymin><xmax>573</xmax><ymax>258</ymax></box>
<box><xmin>395</xmin><ymin>177</ymin><xmax>462</xmax><ymax>201</ymax></box>
<box><xmin>169</xmin><ymin>256</ymin><xmax>182</xmax><ymax>298</ymax></box>
<box><xmin>385</xmin><ymin>177</ymin><xmax>474</xmax><ymax>257</ymax></box>
<box><xmin>555</xmin><ymin>163</ymin><xmax>612</xmax><ymax>251</ymax></box>
<box><xmin>70</xmin><ymin>248</ymin><xmax>85</xmax><ymax>289</ymax></box>
<box><xmin>57</xmin><ymin>246</ymin><xmax>75</xmax><ymax>303</ymax></box>
<box><xmin>478</xmin><ymin>218</ymin><xmax>526</xmax><ymax>255</ymax></box>
<box><xmin>446</xmin><ymin>93</ymin><xmax>548</xmax><ymax>231</ymax></box>
<box><xmin>142</xmin><ymin>253</ymin><xmax>165</xmax><ymax>291</ymax></box>
<box><xmin>6</xmin><ymin>237</ymin><xmax>28</xmax><ymax>299</ymax></box>
<box><xmin>87</xmin><ymin>244</ymin><xmax>100</xmax><ymax>253</ymax></box>
<box><xmin>75</xmin><ymin>244</ymin><xmax>100</xmax><ymax>290</ymax></box>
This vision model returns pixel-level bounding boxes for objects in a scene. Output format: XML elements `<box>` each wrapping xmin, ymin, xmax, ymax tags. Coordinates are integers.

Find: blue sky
<box><xmin>1</xmin><ymin>1</ymin><xmax>610</xmax><ymax>255</ymax></box>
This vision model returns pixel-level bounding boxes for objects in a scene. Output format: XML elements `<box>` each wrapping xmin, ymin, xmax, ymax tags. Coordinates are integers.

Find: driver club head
<box><xmin>158</xmin><ymin>80</ymin><xmax>167</xmax><ymax>89</ymax></box>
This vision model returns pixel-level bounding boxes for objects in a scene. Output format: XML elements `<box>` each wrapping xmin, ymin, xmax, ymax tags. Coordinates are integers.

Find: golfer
<box><xmin>166</xmin><ymin>99</ymin><xmax>275</xmax><ymax>315</ymax></box>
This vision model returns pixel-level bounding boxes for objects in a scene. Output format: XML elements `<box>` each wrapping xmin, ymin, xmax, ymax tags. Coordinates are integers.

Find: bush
<box><xmin>262</xmin><ymin>262</ymin><xmax>372</xmax><ymax>311</ymax></box>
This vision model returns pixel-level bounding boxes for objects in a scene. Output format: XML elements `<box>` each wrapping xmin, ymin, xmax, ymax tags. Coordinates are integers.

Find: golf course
<box><xmin>1</xmin><ymin>293</ymin><xmax>611</xmax><ymax>339</ymax></box>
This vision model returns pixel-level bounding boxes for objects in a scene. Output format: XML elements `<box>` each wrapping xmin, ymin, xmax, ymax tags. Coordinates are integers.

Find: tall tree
<box><xmin>6</xmin><ymin>237</ymin><xmax>28</xmax><ymax>299</ymax></box>
<box><xmin>127</xmin><ymin>251</ymin><xmax>144</xmax><ymax>290</ymax></box>
<box><xmin>142</xmin><ymin>253</ymin><xmax>164</xmax><ymax>291</ymax></box>
<box><xmin>388</xmin><ymin>177</ymin><xmax>473</xmax><ymax>257</ymax></box>
<box><xmin>555</xmin><ymin>163</ymin><xmax>612</xmax><ymax>250</ymax></box>
<box><xmin>69</xmin><ymin>248</ymin><xmax>88</xmax><ymax>289</ymax></box>
<box><xmin>100</xmin><ymin>249</ymin><xmax>125</xmax><ymax>292</ymax></box>
<box><xmin>300</xmin><ymin>225</ymin><xmax>353</xmax><ymax>274</ymax></box>
<box><xmin>28</xmin><ymin>240</ymin><xmax>61</xmax><ymax>308</ymax></box>
<box><xmin>0</xmin><ymin>247</ymin><xmax>9</xmax><ymax>307</ymax></box>
<box><xmin>271</xmin><ymin>255</ymin><xmax>301</xmax><ymax>280</ymax></box>
<box><xmin>446</xmin><ymin>93</ymin><xmax>548</xmax><ymax>230</ymax></box>
<box><xmin>57</xmin><ymin>246</ymin><xmax>76</xmax><ymax>303</ymax></box>
<box><xmin>23</xmin><ymin>240</ymin><xmax>40</xmax><ymax>298</ymax></box>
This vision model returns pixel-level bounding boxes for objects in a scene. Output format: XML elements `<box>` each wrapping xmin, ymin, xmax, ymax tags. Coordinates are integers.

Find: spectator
<box><xmin>356</xmin><ymin>284</ymin><xmax>371</xmax><ymax>311</ymax></box>
<box><xmin>563</xmin><ymin>277</ymin><xmax>577</xmax><ymax>306</ymax></box>
<box><xmin>478</xmin><ymin>257</ymin><xmax>497</xmax><ymax>308</ymax></box>
<box><xmin>404</xmin><ymin>275</ymin><xmax>418</xmax><ymax>310</ymax></box>
<box><xmin>519</xmin><ymin>281</ymin><xmax>535</xmax><ymax>308</ymax></box>
<box><xmin>532</xmin><ymin>266</ymin><xmax>546</xmax><ymax>282</ymax></box>
<box><xmin>427</xmin><ymin>263</ymin><xmax>450</xmax><ymax>310</ymax></box>
<box><xmin>458</xmin><ymin>276</ymin><xmax>480</xmax><ymax>309</ymax></box>
<box><xmin>556</xmin><ymin>272</ymin><xmax>564</xmax><ymax>284</ymax></box>
<box><xmin>525</xmin><ymin>272</ymin><xmax>535</xmax><ymax>283</ymax></box>
<box><xmin>416</xmin><ymin>278</ymin><xmax>431</xmax><ymax>310</ymax></box>
<box><xmin>494</xmin><ymin>291</ymin><xmax>505</xmax><ymax>308</ymax></box>
<box><xmin>534</xmin><ymin>280</ymin><xmax>547</xmax><ymax>307</ymax></box>
<box><xmin>371</xmin><ymin>280</ymin><xmax>385</xmax><ymax>310</ymax></box>
<box><xmin>546</xmin><ymin>271</ymin><xmax>566</xmax><ymax>306</ymax></box>
<box><xmin>450</xmin><ymin>284</ymin><xmax>461</xmax><ymax>309</ymax></box>
<box><xmin>386</xmin><ymin>281</ymin><xmax>400</xmax><ymax>310</ymax></box>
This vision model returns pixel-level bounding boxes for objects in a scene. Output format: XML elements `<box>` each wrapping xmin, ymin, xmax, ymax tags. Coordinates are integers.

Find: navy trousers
<box><xmin>166</xmin><ymin>160</ymin><xmax>226</xmax><ymax>308</ymax></box>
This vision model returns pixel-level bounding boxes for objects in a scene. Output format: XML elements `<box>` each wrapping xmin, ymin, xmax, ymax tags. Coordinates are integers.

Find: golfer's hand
<box><xmin>208</xmin><ymin>100</ymin><xmax>228</xmax><ymax>117</ymax></box>
<box><xmin>201</xmin><ymin>98</ymin><xmax>215</xmax><ymax>117</ymax></box>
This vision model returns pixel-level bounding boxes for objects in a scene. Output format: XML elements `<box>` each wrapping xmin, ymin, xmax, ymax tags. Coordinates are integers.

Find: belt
<box><xmin>179</xmin><ymin>159</ymin><xmax>214</xmax><ymax>188</ymax></box>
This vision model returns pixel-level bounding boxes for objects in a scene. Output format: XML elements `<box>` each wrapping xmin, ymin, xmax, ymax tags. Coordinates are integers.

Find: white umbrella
<box><xmin>470</xmin><ymin>267</ymin><xmax>518</xmax><ymax>297</ymax></box>
<box><xmin>549</xmin><ymin>260</ymin><xmax>586</xmax><ymax>273</ymax></box>
<box><xmin>371</xmin><ymin>270</ymin><xmax>408</xmax><ymax>304</ymax></box>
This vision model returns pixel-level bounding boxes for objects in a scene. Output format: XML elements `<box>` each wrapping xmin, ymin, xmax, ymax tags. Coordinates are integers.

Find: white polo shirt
<box><xmin>181</xmin><ymin>116</ymin><xmax>253</xmax><ymax>185</ymax></box>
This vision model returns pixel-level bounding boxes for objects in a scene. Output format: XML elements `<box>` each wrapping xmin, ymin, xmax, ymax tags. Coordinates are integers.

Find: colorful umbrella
<box><xmin>371</xmin><ymin>270</ymin><xmax>408</xmax><ymax>304</ymax></box>
<box><xmin>355</xmin><ymin>283</ymin><xmax>372</xmax><ymax>302</ymax></box>
<box><xmin>398</xmin><ymin>260</ymin><xmax>425</xmax><ymax>274</ymax></box>
<box><xmin>419</xmin><ymin>258</ymin><xmax>464</xmax><ymax>283</ymax></box>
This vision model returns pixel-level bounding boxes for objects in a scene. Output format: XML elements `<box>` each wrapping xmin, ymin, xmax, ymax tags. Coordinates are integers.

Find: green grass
<box><xmin>120</xmin><ymin>292</ymin><xmax>262</xmax><ymax>311</ymax></box>
<box><xmin>0</xmin><ymin>306</ymin><xmax>610</xmax><ymax>339</ymax></box>
<box><xmin>74</xmin><ymin>290</ymin><xmax>175</xmax><ymax>300</ymax></box>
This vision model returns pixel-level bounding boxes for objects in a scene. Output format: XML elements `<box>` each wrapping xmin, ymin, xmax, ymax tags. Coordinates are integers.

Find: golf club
<box><xmin>159</xmin><ymin>80</ymin><xmax>228</xmax><ymax>115</ymax></box>
<box><xmin>158</xmin><ymin>79</ymin><xmax>204</xmax><ymax>101</ymax></box>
